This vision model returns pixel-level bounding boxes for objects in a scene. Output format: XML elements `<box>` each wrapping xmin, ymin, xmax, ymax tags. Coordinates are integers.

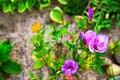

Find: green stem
<box><xmin>72</xmin><ymin>38</ymin><xmax>79</xmax><ymax>61</ymax></box>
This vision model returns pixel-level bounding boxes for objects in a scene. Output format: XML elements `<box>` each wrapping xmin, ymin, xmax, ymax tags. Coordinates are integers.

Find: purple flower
<box><xmin>89</xmin><ymin>34</ymin><xmax>109</xmax><ymax>53</ymax></box>
<box><xmin>80</xmin><ymin>30</ymin><xmax>96</xmax><ymax>45</ymax></box>
<box><xmin>61</xmin><ymin>59</ymin><xmax>78</xmax><ymax>76</ymax></box>
<box><xmin>88</xmin><ymin>7</ymin><xmax>94</xmax><ymax>22</ymax></box>
<box><xmin>80</xmin><ymin>30</ymin><xmax>109</xmax><ymax>53</ymax></box>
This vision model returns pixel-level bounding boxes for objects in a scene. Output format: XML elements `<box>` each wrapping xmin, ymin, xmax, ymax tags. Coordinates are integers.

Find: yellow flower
<box><xmin>109</xmin><ymin>42</ymin><xmax>115</xmax><ymax>49</ymax></box>
<box><xmin>31</xmin><ymin>22</ymin><xmax>41</xmax><ymax>33</ymax></box>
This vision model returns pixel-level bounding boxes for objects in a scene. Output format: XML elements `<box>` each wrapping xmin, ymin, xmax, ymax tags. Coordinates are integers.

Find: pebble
<box><xmin>101</xmin><ymin>57</ymin><xmax>112</xmax><ymax>65</ymax></box>
<box><xmin>115</xmin><ymin>76</ymin><xmax>120</xmax><ymax>80</ymax></box>
<box><xmin>114</xmin><ymin>53</ymin><xmax>120</xmax><ymax>65</ymax></box>
<box><xmin>106</xmin><ymin>64</ymin><xmax>120</xmax><ymax>76</ymax></box>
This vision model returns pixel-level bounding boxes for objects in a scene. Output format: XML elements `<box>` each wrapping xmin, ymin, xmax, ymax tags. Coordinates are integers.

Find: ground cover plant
<box><xmin>0</xmin><ymin>0</ymin><xmax>51</xmax><ymax>13</ymax></box>
<box><xmin>0</xmin><ymin>39</ymin><xmax>22</xmax><ymax>80</ymax></box>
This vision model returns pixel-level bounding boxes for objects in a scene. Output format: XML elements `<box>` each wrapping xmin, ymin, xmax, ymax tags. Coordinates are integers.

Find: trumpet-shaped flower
<box><xmin>88</xmin><ymin>7</ymin><xmax>94</xmax><ymax>22</ymax></box>
<box><xmin>80</xmin><ymin>30</ymin><xmax>96</xmax><ymax>45</ymax></box>
<box><xmin>80</xmin><ymin>30</ymin><xmax>109</xmax><ymax>53</ymax></box>
<box><xmin>89</xmin><ymin>34</ymin><xmax>109</xmax><ymax>53</ymax></box>
<box><xmin>61</xmin><ymin>59</ymin><xmax>78</xmax><ymax>76</ymax></box>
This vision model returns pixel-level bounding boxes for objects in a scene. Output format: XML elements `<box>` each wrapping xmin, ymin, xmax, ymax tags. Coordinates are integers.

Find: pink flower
<box><xmin>61</xmin><ymin>59</ymin><xmax>78</xmax><ymax>76</ymax></box>
<box><xmin>89</xmin><ymin>34</ymin><xmax>109</xmax><ymax>53</ymax></box>
<box><xmin>88</xmin><ymin>7</ymin><xmax>94</xmax><ymax>22</ymax></box>
<box><xmin>80</xmin><ymin>30</ymin><xmax>96</xmax><ymax>45</ymax></box>
<box><xmin>80</xmin><ymin>30</ymin><xmax>109</xmax><ymax>53</ymax></box>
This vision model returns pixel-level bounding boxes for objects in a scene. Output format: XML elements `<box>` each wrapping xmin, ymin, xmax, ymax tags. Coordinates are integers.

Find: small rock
<box><xmin>115</xmin><ymin>54</ymin><xmax>120</xmax><ymax>65</ymax></box>
<box><xmin>115</xmin><ymin>76</ymin><xmax>120</xmax><ymax>80</ymax></box>
<box><xmin>42</xmin><ymin>11</ymin><xmax>51</xmax><ymax>24</ymax></box>
<box><xmin>106</xmin><ymin>64</ymin><xmax>120</xmax><ymax>76</ymax></box>
<box><xmin>101</xmin><ymin>57</ymin><xmax>112</xmax><ymax>65</ymax></box>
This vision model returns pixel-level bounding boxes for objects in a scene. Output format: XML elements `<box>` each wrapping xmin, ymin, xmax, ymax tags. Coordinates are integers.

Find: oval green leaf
<box><xmin>40</xmin><ymin>0</ymin><xmax>50</xmax><ymax>9</ymax></box>
<box><xmin>1</xmin><ymin>60</ymin><xmax>22</xmax><ymax>74</ymax></box>
<box><xmin>3</xmin><ymin>3</ymin><xmax>9</xmax><ymax>13</ymax></box>
<box><xmin>33</xmin><ymin>60</ymin><xmax>44</xmax><ymax>69</ymax></box>
<box><xmin>26</xmin><ymin>0</ymin><xmax>35</xmax><ymax>11</ymax></box>
<box><xmin>9</xmin><ymin>3</ymin><xmax>16</xmax><ymax>13</ymax></box>
<box><xmin>0</xmin><ymin>41</ymin><xmax>12</xmax><ymax>62</ymax></box>
<box><xmin>58</xmin><ymin>0</ymin><xmax>67</xmax><ymax>5</ymax></box>
<box><xmin>50</xmin><ymin>7</ymin><xmax>63</xmax><ymax>23</ymax></box>
<box><xmin>18</xmin><ymin>1</ymin><xmax>26</xmax><ymax>13</ymax></box>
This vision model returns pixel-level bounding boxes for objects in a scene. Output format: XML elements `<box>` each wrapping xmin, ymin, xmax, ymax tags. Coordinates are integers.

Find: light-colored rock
<box><xmin>42</xmin><ymin>11</ymin><xmax>52</xmax><ymax>24</ymax></box>
<box><xmin>106</xmin><ymin>64</ymin><xmax>120</xmax><ymax>76</ymax></box>
<box><xmin>115</xmin><ymin>53</ymin><xmax>120</xmax><ymax>65</ymax></box>
<box><xmin>115</xmin><ymin>76</ymin><xmax>120</xmax><ymax>80</ymax></box>
<box><xmin>101</xmin><ymin>57</ymin><xmax>112</xmax><ymax>65</ymax></box>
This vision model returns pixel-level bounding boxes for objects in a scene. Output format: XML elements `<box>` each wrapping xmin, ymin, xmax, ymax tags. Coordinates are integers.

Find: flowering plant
<box><xmin>29</xmin><ymin>5</ymin><xmax>111</xmax><ymax>79</ymax></box>
<box><xmin>79</xmin><ymin>30</ymin><xmax>109</xmax><ymax>73</ymax></box>
<box><xmin>30</xmin><ymin>19</ymin><xmax>109</xmax><ymax>80</ymax></box>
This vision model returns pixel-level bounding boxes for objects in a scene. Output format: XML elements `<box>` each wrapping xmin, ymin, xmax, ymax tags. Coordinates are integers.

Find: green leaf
<box><xmin>101</xmin><ymin>19</ymin><xmax>111</xmax><ymax>24</ymax></box>
<box><xmin>39</xmin><ymin>75</ymin><xmax>43</xmax><ymax>80</ymax></box>
<box><xmin>32</xmin><ymin>50</ymin><xmax>47</xmax><ymax>61</ymax></box>
<box><xmin>97</xmin><ymin>66</ymin><xmax>103</xmax><ymax>75</ymax></box>
<box><xmin>74</xmin><ymin>16</ymin><xmax>86</xmax><ymax>30</ymax></box>
<box><xmin>39</xmin><ymin>0</ymin><xmax>50</xmax><ymax>9</ymax></box>
<box><xmin>26</xmin><ymin>0</ymin><xmax>35</xmax><ymax>11</ymax></box>
<box><xmin>9</xmin><ymin>3</ymin><xmax>16</xmax><ymax>13</ymax></box>
<box><xmin>96</xmin><ymin>52</ymin><xmax>107</xmax><ymax>57</ymax></box>
<box><xmin>94</xmin><ymin>12</ymin><xmax>101</xmax><ymax>17</ymax></box>
<box><xmin>49</xmin><ymin>75</ymin><xmax>55</xmax><ymax>79</ymax></box>
<box><xmin>58</xmin><ymin>0</ymin><xmax>67</xmax><ymax>5</ymax></box>
<box><xmin>114</xmin><ymin>40</ymin><xmax>120</xmax><ymax>50</ymax></box>
<box><xmin>62</xmin><ymin>42</ymin><xmax>71</xmax><ymax>49</ymax></box>
<box><xmin>32</xmin><ymin>54</ymin><xmax>41</xmax><ymax>61</ymax></box>
<box><xmin>0</xmin><ymin>72</ymin><xmax>3</xmax><ymax>80</ymax></box>
<box><xmin>1</xmin><ymin>60</ymin><xmax>22</xmax><ymax>74</ymax></box>
<box><xmin>66</xmin><ymin>53</ymin><xmax>71</xmax><ymax>58</ymax></box>
<box><xmin>74</xmin><ymin>16</ymin><xmax>81</xmax><ymax>23</ymax></box>
<box><xmin>94</xmin><ymin>25</ymin><xmax>102</xmax><ymax>33</ymax></box>
<box><xmin>33</xmin><ymin>60</ymin><xmax>44</xmax><ymax>69</ymax></box>
<box><xmin>0</xmin><ymin>41</ymin><xmax>12</xmax><ymax>62</ymax></box>
<box><xmin>46</xmin><ymin>54</ymin><xmax>55</xmax><ymax>68</ymax></box>
<box><xmin>50</xmin><ymin>7</ymin><xmax>63</xmax><ymax>23</ymax></box>
<box><xmin>3</xmin><ymin>3</ymin><xmax>9</xmax><ymax>13</ymax></box>
<box><xmin>29</xmin><ymin>71</ymin><xmax>37</xmax><ymax>80</ymax></box>
<box><xmin>0</xmin><ymin>49</ymin><xmax>10</xmax><ymax>62</ymax></box>
<box><xmin>2</xmin><ymin>39</ymin><xmax>11</xmax><ymax>45</ymax></box>
<box><xmin>116</xmin><ymin>21</ymin><xmax>120</xmax><ymax>27</ymax></box>
<box><xmin>18</xmin><ymin>1</ymin><xmax>26</xmax><ymax>13</ymax></box>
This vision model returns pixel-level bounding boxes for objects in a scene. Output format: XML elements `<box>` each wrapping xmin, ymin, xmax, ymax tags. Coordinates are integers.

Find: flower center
<box><xmin>68</xmin><ymin>66</ymin><xmax>73</xmax><ymax>70</ymax></box>
<box><xmin>94</xmin><ymin>45</ymin><xmax>98</xmax><ymax>50</ymax></box>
